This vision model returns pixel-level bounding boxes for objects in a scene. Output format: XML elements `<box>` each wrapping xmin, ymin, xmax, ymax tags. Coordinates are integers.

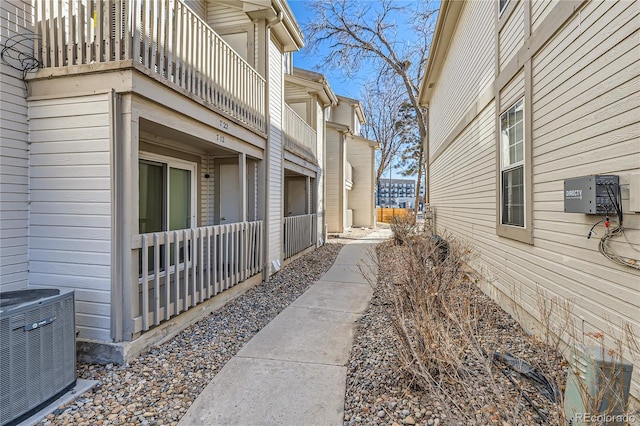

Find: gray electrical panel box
<box><xmin>564</xmin><ymin>175</ymin><xmax>619</xmax><ymax>214</ymax></box>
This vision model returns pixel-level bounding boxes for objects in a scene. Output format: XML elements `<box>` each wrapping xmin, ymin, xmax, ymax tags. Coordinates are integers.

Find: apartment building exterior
<box><xmin>419</xmin><ymin>0</ymin><xmax>639</xmax><ymax>400</ymax></box>
<box><xmin>0</xmin><ymin>0</ymin><xmax>377</xmax><ymax>363</ymax></box>
<box><xmin>377</xmin><ymin>178</ymin><xmax>417</xmax><ymax>208</ymax></box>
<box><xmin>325</xmin><ymin>95</ymin><xmax>378</xmax><ymax>233</ymax></box>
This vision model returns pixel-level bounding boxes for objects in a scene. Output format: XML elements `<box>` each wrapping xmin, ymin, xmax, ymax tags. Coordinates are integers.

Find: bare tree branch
<box><xmin>304</xmin><ymin>0</ymin><xmax>438</xmax><ymax>212</ymax></box>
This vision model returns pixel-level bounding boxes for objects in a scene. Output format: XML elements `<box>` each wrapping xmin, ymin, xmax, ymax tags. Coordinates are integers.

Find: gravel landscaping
<box><xmin>343</xmin><ymin>237</ymin><xmax>565</xmax><ymax>426</ymax></box>
<box><xmin>38</xmin><ymin>242</ymin><xmax>343</xmax><ymax>426</ymax></box>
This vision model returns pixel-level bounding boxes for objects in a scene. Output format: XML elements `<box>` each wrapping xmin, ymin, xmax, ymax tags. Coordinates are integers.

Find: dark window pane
<box><xmin>502</xmin><ymin>166</ymin><xmax>524</xmax><ymax>227</ymax></box>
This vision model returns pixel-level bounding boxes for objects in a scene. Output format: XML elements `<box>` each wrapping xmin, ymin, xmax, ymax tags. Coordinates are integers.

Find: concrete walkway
<box><xmin>179</xmin><ymin>229</ymin><xmax>391</xmax><ymax>426</ymax></box>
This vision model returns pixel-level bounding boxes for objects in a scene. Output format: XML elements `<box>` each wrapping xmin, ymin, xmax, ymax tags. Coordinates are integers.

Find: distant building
<box><xmin>377</xmin><ymin>178</ymin><xmax>417</xmax><ymax>208</ymax></box>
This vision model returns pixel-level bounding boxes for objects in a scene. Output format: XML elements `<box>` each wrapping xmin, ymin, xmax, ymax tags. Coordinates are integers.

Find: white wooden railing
<box><xmin>284</xmin><ymin>104</ymin><xmax>317</xmax><ymax>162</ymax></box>
<box><xmin>33</xmin><ymin>0</ymin><xmax>266</xmax><ymax>133</ymax></box>
<box><xmin>131</xmin><ymin>221</ymin><xmax>263</xmax><ymax>333</ymax></box>
<box><xmin>283</xmin><ymin>214</ymin><xmax>317</xmax><ymax>259</ymax></box>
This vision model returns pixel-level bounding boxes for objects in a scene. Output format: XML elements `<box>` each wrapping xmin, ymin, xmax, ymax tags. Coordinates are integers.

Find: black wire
<box><xmin>0</xmin><ymin>33</ymin><xmax>41</xmax><ymax>82</ymax></box>
<box><xmin>587</xmin><ymin>219</ymin><xmax>604</xmax><ymax>239</ymax></box>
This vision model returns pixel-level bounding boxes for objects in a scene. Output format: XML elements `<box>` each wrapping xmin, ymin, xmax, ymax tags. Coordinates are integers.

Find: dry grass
<box><xmin>374</xmin><ymin>222</ymin><xmax>564</xmax><ymax>424</ymax></box>
<box><xmin>369</xmin><ymin>220</ymin><xmax>640</xmax><ymax>424</ymax></box>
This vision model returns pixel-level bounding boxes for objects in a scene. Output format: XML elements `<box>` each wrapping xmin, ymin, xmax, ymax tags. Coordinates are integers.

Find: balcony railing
<box><xmin>283</xmin><ymin>214</ymin><xmax>317</xmax><ymax>259</ymax></box>
<box><xmin>33</xmin><ymin>0</ymin><xmax>265</xmax><ymax>133</ymax></box>
<box><xmin>284</xmin><ymin>104</ymin><xmax>317</xmax><ymax>162</ymax></box>
<box><xmin>131</xmin><ymin>221</ymin><xmax>263</xmax><ymax>334</ymax></box>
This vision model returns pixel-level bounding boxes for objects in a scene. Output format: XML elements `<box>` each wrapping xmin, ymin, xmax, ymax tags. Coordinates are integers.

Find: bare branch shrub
<box><xmin>389</xmin><ymin>214</ymin><xmax>416</xmax><ymax>245</ymax></box>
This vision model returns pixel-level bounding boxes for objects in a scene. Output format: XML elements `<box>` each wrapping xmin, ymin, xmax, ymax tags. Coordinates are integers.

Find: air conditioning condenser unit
<box><xmin>0</xmin><ymin>288</ymin><xmax>76</xmax><ymax>426</ymax></box>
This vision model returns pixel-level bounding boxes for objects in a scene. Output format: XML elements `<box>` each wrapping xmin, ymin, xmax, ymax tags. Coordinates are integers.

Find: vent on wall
<box><xmin>0</xmin><ymin>289</ymin><xmax>76</xmax><ymax>426</ymax></box>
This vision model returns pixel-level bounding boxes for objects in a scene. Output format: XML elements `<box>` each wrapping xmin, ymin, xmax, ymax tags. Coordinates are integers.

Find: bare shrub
<box><xmin>389</xmin><ymin>214</ymin><xmax>416</xmax><ymax>245</ymax></box>
<box><xmin>376</xmin><ymin>233</ymin><xmax>564</xmax><ymax>424</ymax></box>
<box><xmin>366</xmin><ymin>232</ymin><xmax>638</xmax><ymax>424</ymax></box>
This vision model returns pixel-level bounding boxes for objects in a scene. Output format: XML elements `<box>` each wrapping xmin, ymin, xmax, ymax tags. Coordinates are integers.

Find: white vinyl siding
<box><xmin>28</xmin><ymin>94</ymin><xmax>112</xmax><ymax>342</ymax></box>
<box><xmin>0</xmin><ymin>0</ymin><xmax>32</xmax><ymax>292</ymax></box>
<box><xmin>499</xmin><ymin>0</ymin><xmax>525</xmax><ymax>71</ymax></box>
<box><xmin>201</xmin><ymin>154</ymin><xmax>215</xmax><ymax>225</ymax></box>
<box><xmin>429</xmin><ymin>0</ymin><xmax>495</xmax><ymax>153</ymax></box>
<box><xmin>268</xmin><ymin>38</ymin><xmax>283</xmax><ymax>268</ymax></box>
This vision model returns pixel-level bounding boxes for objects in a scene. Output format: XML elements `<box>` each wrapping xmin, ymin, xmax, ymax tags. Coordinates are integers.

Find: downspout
<box><xmin>262</xmin><ymin>10</ymin><xmax>283</xmax><ymax>282</ymax></box>
<box><xmin>425</xmin><ymin>106</ymin><xmax>430</xmax><ymax>205</ymax></box>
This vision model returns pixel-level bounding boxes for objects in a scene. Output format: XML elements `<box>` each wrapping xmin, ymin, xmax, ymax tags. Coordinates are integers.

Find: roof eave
<box><xmin>418</xmin><ymin>0</ymin><xmax>464</xmax><ymax>106</ymax></box>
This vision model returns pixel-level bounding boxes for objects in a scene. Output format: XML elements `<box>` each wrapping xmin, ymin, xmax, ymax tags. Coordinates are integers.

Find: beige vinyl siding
<box><xmin>324</xmin><ymin>130</ymin><xmax>341</xmax><ymax>233</ymax></box>
<box><xmin>430</xmin><ymin>0</ymin><xmax>640</xmax><ymax>399</ymax></box>
<box><xmin>0</xmin><ymin>0</ymin><xmax>32</xmax><ymax>291</ymax></box>
<box><xmin>286</xmin><ymin>85</ymin><xmax>310</xmax><ymax>101</ymax></box>
<box><xmin>531</xmin><ymin>0</ymin><xmax>559</xmax><ymax>33</ymax></box>
<box><xmin>500</xmin><ymin>70</ymin><xmax>525</xmax><ymax>111</ymax></box>
<box><xmin>316</xmin><ymin>102</ymin><xmax>325</xmax><ymax>241</ymax></box>
<box><xmin>206</xmin><ymin>3</ymin><xmax>252</xmax><ymax>29</ymax></box>
<box><xmin>347</xmin><ymin>139</ymin><xmax>375</xmax><ymax>228</ymax></box>
<box><xmin>183</xmin><ymin>0</ymin><xmax>206</xmax><ymax>21</ymax></box>
<box><xmin>268</xmin><ymin>38</ymin><xmax>283</xmax><ymax>268</ymax></box>
<box><xmin>530</xmin><ymin>0</ymin><xmax>640</xmax><ymax>373</ymax></box>
<box><xmin>28</xmin><ymin>94</ymin><xmax>112</xmax><ymax>342</ymax></box>
<box><xmin>499</xmin><ymin>0</ymin><xmax>525</xmax><ymax>71</ymax></box>
<box><xmin>429</xmin><ymin>0</ymin><xmax>495</xmax><ymax>153</ymax></box>
<box><xmin>430</xmin><ymin>102</ymin><xmax>496</xmax><ymax>243</ymax></box>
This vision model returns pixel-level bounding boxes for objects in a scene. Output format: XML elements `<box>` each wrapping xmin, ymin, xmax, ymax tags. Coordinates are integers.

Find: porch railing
<box><xmin>33</xmin><ymin>0</ymin><xmax>266</xmax><ymax>133</ymax></box>
<box><xmin>283</xmin><ymin>214</ymin><xmax>317</xmax><ymax>259</ymax></box>
<box><xmin>131</xmin><ymin>221</ymin><xmax>263</xmax><ymax>334</ymax></box>
<box><xmin>284</xmin><ymin>104</ymin><xmax>317</xmax><ymax>162</ymax></box>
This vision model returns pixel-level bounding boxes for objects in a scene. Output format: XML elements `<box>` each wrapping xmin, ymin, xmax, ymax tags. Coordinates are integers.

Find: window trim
<box><xmin>499</xmin><ymin>98</ymin><xmax>525</xmax><ymax>228</ymax></box>
<box><xmin>495</xmin><ymin>73</ymin><xmax>533</xmax><ymax>245</ymax></box>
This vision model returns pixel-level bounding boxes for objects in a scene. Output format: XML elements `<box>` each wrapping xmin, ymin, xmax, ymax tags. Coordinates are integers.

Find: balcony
<box><xmin>33</xmin><ymin>0</ymin><xmax>266</xmax><ymax>133</ymax></box>
<box><xmin>283</xmin><ymin>104</ymin><xmax>317</xmax><ymax>162</ymax></box>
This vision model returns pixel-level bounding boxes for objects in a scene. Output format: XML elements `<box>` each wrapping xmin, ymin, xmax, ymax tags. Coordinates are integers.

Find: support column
<box><xmin>305</xmin><ymin>176</ymin><xmax>311</xmax><ymax>214</ymax></box>
<box><xmin>239</xmin><ymin>152</ymin><xmax>247</xmax><ymax>221</ymax></box>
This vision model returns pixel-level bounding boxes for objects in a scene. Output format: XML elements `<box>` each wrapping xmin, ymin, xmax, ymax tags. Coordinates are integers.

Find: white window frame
<box><xmin>499</xmin><ymin>0</ymin><xmax>510</xmax><ymax>15</ymax></box>
<box><xmin>139</xmin><ymin>151</ymin><xmax>197</xmax><ymax>231</ymax></box>
<box><xmin>499</xmin><ymin>98</ymin><xmax>525</xmax><ymax>228</ymax></box>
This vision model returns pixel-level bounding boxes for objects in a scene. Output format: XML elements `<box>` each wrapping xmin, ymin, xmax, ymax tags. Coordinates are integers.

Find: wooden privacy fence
<box><xmin>283</xmin><ymin>214</ymin><xmax>317</xmax><ymax>259</ymax></box>
<box><xmin>131</xmin><ymin>221</ymin><xmax>263</xmax><ymax>333</ymax></box>
<box><xmin>377</xmin><ymin>208</ymin><xmax>413</xmax><ymax>223</ymax></box>
<box><xmin>33</xmin><ymin>0</ymin><xmax>266</xmax><ymax>133</ymax></box>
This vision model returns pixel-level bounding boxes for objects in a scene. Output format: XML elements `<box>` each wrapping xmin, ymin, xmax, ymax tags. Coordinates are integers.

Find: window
<box><xmin>139</xmin><ymin>153</ymin><xmax>197</xmax><ymax>272</ymax></box>
<box><xmin>499</xmin><ymin>0</ymin><xmax>509</xmax><ymax>14</ymax></box>
<box><xmin>139</xmin><ymin>155</ymin><xmax>196</xmax><ymax>234</ymax></box>
<box><xmin>500</xmin><ymin>99</ymin><xmax>524</xmax><ymax>227</ymax></box>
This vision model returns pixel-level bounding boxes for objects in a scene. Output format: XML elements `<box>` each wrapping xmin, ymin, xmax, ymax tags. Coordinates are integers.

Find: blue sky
<box><xmin>287</xmin><ymin>1</ymin><xmax>368</xmax><ymax>99</ymax></box>
<box><xmin>286</xmin><ymin>1</ymin><xmax>434</xmax><ymax>179</ymax></box>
